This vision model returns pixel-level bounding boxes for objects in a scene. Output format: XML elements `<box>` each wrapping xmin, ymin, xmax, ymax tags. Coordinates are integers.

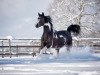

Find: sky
<box><xmin>0</xmin><ymin>0</ymin><xmax>53</xmax><ymax>38</ymax></box>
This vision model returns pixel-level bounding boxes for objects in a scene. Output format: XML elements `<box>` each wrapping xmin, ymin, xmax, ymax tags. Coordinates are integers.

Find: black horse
<box><xmin>36</xmin><ymin>12</ymin><xmax>80</xmax><ymax>54</ymax></box>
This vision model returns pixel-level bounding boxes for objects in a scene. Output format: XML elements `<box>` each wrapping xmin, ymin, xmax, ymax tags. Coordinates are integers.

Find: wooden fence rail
<box><xmin>0</xmin><ymin>39</ymin><xmax>41</xmax><ymax>58</ymax></box>
<box><xmin>0</xmin><ymin>38</ymin><xmax>100</xmax><ymax>58</ymax></box>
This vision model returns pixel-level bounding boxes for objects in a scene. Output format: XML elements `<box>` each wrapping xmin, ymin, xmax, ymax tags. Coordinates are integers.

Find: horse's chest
<box><xmin>42</xmin><ymin>33</ymin><xmax>48</xmax><ymax>40</ymax></box>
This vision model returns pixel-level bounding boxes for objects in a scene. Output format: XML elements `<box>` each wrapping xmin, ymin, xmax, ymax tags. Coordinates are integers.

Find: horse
<box><xmin>36</xmin><ymin>24</ymin><xmax>65</xmax><ymax>54</ymax></box>
<box><xmin>39</xmin><ymin>25</ymin><xmax>53</xmax><ymax>53</ymax></box>
<box><xmin>35</xmin><ymin>12</ymin><xmax>81</xmax><ymax>54</ymax></box>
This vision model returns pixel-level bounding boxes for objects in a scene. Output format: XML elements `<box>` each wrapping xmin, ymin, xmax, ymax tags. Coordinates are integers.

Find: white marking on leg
<box><xmin>40</xmin><ymin>46</ymin><xmax>47</xmax><ymax>54</ymax></box>
<box><xmin>49</xmin><ymin>48</ymin><xmax>57</xmax><ymax>59</ymax></box>
<box><xmin>46</xmin><ymin>48</ymin><xmax>51</xmax><ymax>54</ymax></box>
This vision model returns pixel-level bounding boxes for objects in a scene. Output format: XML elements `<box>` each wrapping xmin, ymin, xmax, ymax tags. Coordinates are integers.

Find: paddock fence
<box><xmin>0</xmin><ymin>38</ymin><xmax>100</xmax><ymax>58</ymax></box>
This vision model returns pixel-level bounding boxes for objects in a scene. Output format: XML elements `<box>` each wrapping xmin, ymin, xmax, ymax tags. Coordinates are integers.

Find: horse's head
<box><xmin>35</xmin><ymin>12</ymin><xmax>52</xmax><ymax>28</ymax></box>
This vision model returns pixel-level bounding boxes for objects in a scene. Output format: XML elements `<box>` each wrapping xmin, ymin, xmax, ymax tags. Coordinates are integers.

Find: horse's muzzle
<box><xmin>35</xmin><ymin>24</ymin><xmax>39</xmax><ymax>28</ymax></box>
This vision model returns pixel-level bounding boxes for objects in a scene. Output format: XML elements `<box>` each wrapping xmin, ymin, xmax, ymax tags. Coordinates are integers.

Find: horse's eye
<box><xmin>38</xmin><ymin>18</ymin><xmax>40</xmax><ymax>21</ymax></box>
<box><xmin>38</xmin><ymin>18</ymin><xmax>40</xmax><ymax>19</ymax></box>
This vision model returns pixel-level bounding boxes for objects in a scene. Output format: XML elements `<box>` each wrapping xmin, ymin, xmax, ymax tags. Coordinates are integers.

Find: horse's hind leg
<box><xmin>67</xmin><ymin>46</ymin><xmax>70</xmax><ymax>52</ymax></box>
<box><xmin>66</xmin><ymin>37</ymin><xmax>72</xmax><ymax>52</ymax></box>
<box><xmin>56</xmin><ymin>49</ymin><xmax>59</xmax><ymax>54</ymax></box>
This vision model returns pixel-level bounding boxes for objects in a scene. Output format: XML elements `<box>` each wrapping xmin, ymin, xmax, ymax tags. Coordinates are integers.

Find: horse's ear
<box><xmin>38</xmin><ymin>13</ymin><xmax>41</xmax><ymax>16</ymax></box>
<box><xmin>42</xmin><ymin>12</ymin><xmax>44</xmax><ymax>16</ymax></box>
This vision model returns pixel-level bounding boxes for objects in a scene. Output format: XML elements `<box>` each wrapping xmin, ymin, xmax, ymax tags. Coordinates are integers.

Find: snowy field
<box><xmin>0</xmin><ymin>46</ymin><xmax>100</xmax><ymax>75</ymax></box>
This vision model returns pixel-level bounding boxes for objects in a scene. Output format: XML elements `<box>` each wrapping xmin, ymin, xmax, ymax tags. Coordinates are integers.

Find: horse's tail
<box><xmin>67</xmin><ymin>24</ymin><xmax>81</xmax><ymax>36</ymax></box>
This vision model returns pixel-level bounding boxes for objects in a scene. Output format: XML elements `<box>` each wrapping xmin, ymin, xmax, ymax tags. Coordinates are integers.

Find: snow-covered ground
<box><xmin>0</xmin><ymin>46</ymin><xmax>100</xmax><ymax>75</ymax></box>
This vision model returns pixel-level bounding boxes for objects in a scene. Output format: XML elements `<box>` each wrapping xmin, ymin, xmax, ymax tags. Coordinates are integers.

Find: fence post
<box><xmin>9</xmin><ymin>39</ymin><xmax>12</xmax><ymax>58</ymax></box>
<box><xmin>16</xmin><ymin>45</ymin><xmax>18</xmax><ymax>57</ymax></box>
<box><xmin>1</xmin><ymin>40</ymin><xmax>4</xmax><ymax>58</ymax></box>
<box><xmin>32</xmin><ymin>46</ymin><xmax>35</xmax><ymax>57</ymax></box>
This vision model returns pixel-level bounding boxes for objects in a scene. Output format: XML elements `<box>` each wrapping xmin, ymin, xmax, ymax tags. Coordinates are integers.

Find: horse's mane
<box><xmin>44</xmin><ymin>16</ymin><xmax>52</xmax><ymax>23</ymax></box>
<box><xmin>44</xmin><ymin>16</ymin><xmax>53</xmax><ymax>34</ymax></box>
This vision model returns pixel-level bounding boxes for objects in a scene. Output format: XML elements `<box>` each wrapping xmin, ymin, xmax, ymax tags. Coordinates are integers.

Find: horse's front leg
<box><xmin>40</xmin><ymin>46</ymin><xmax>48</xmax><ymax>54</ymax></box>
<box><xmin>39</xmin><ymin>41</ymin><xmax>48</xmax><ymax>54</ymax></box>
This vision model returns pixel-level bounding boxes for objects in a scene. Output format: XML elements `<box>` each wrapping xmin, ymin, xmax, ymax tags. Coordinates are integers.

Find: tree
<box><xmin>48</xmin><ymin>0</ymin><xmax>100</xmax><ymax>37</ymax></box>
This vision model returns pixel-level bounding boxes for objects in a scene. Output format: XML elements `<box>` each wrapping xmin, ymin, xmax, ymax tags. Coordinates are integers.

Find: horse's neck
<box><xmin>43</xmin><ymin>26</ymin><xmax>50</xmax><ymax>34</ymax></box>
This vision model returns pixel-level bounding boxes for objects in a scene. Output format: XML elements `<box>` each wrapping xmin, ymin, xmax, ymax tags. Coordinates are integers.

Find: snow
<box><xmin>0</xmin><ymin>62</ymin><xmax>100</xmax><ymax>75</ymax></box>
<box><xmin>48</xmin><ymin>0</ymin><xmax>100</xmax><ymax>37</ymax></box>
<box><xmin>5</xmin><ymin>36</ymin><xmax>14</xmax><ymax>40</ymax></box>
<box><xmin>0</xmin><ymin>46</ymin><xmax>100</xmax><ymax>64</ymax></box>
<box><xmin>0</xmin><ymin>46</ymin><xmax>100</xmax><ymax>75</ymax></box>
